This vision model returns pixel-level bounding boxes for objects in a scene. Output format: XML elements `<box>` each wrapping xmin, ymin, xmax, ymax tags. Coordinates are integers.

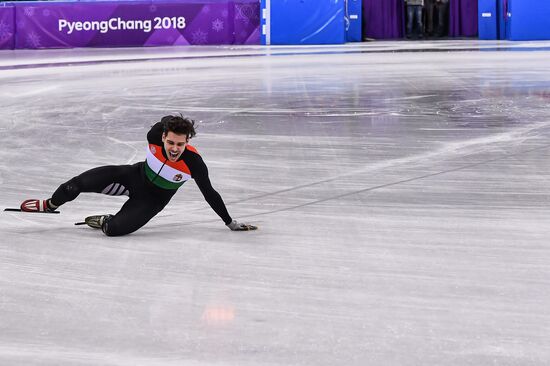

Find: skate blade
<box><xmin>4</xmin><ymin>208</ymin><xmax>60</xmax><ymax>214</ymax></box>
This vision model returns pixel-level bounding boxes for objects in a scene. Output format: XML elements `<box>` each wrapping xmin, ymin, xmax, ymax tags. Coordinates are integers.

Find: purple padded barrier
<box><xmin>362</xmin><ymin>0</ymin><xmax>404</xmax><ymax>39</ymax></box>
<box><xmin>0</xmin><ymin>5</ymin><xmax>15</xmax><ymax>50</ymax></box>
<box><xmin>233</xmin><ymin>0</ymin><xmax>260</xmax><ymax>44</ymax></box>
<box><xmin>449</xmin><ymin>0</ymin><xmax>478</xmax><ymax>37</ymax></box>
<box><xmin>14</xmin><ymin>0</ymin><xmax>260</xmax><ymax>49</ymax></box>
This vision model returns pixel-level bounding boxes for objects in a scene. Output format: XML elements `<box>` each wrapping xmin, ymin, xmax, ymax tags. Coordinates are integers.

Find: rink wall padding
<box><xmin>507</xmin><ymin>0</ymin><xmax>550</xmax><ymax>41</ymax></box>
<box><xmin>497</xmin><ymin>0</ymin><xmax>507</xmax><ymax>40</ymax></box>
<box><xmin>261</xmin><ymin>0</ymin><xmax>346</xmax><ymax>45</ymax></box>
<box><xmin>478</xmin><ymin>0</ymin><xmax>497</xmax><ymax>40</ymax></box>
<box><xmin>0</xmin><ymin>5</ymin><xmax>15</xmax><ymax>50</ymax></box>
<box><xmin>346</xmin><ymin>0</ymin><xmax>362</xmax><ymax>42</ymax></box>
<box><xmin>3</xmin><ymin>0</ymin><xmax>260</xmax><ymax>50</ymax></box>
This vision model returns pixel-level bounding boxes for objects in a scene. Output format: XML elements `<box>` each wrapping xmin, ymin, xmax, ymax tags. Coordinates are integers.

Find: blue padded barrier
<box><xmin>261</xmin><ymin>0</ymin><xmax>345</xmax><ymax>45</ymax></box>
<box><xmin>346</xmin><ymin>0</ymin><xmax>362</xmax><ymax>42</ymax></box>
<box><xmin>496</xmin><ymin>0</ymin><xmax>506</xmax><ymax>39</ymax></box>
<box><xmin>478</xmin><ymin>0</ymin><xmax>497</xmax><ymax>40</ymax></box>
<box><xmin>508</xmin><ymin>0</ymin><xmax>550</xmax><ymax>40</ymax></box>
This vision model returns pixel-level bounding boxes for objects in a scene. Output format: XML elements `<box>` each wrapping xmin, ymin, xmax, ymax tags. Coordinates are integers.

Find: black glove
<box><xmin>227</xmin><ymin>219</ymin><xmax>257</xmax><ymax>231</ymax></box>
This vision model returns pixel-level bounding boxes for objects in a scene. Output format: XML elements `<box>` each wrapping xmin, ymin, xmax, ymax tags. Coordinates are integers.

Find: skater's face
<box><xmin>162</xmin><ymin>131</ymin><xmax>189</xmax><ymax>162</ymax></box>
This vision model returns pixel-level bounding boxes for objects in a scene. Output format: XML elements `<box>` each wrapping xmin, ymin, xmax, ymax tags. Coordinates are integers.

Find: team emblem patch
<box><xmin>150</xmin><ymin>146</ymin><xmax>156</xmax><ymax>154</ymax></box>
<box><xmin>173</xmin><ymin>174</ymin><xmax>183</xmax><ymax>182</ymax></box>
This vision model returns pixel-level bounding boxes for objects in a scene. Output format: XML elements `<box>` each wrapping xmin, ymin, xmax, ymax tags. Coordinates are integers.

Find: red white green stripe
<box><xmin>145</xmin><ymin>144</ymin><xmax>192</xmax><ymax>189</ymax></box>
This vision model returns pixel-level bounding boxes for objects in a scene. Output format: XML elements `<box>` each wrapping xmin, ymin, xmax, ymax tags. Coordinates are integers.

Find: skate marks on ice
<box><xmin>175</xmin><ymin>120</ymin><xmax>550</xmax><ymax>221</ymax></box>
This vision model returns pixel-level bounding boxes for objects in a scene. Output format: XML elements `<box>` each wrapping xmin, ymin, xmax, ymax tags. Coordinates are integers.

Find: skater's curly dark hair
<box><xmin>160</xmin><ymin>115</ymin><xmax>197</xmax><ymax>139</ymax></box>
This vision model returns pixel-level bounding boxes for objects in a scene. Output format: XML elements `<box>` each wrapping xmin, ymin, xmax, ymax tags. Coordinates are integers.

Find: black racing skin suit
<box><xmin>50</xmin><ymin>123</ymin><xmax>232</xmax><ymax>236</ymax></box>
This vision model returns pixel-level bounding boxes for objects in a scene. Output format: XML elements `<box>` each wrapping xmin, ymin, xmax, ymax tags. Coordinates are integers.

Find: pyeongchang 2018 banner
<box><xmin>14</xmin><ymin>0</ymin><xmax>259</xmax><ymax>49</ymax></box>
<box><xmin>0</xmin><ymin>5</ymin><xmax>15</xmax><ymax>50</ymax></box>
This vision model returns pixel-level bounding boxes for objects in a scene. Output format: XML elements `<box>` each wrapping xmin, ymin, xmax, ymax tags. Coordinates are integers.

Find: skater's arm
<box><xmin>194</xmin><ymin>163</ymin><xmax>257</xmax><ymax>231</ymax></box>
<box><xmin>192</xmin><ymin>160</ymin><xmax>233</xmax><ymax>225</ymax></box>
<box><xmin>189</xmin><ymin>149</ymin><xmax>257</xmax><ymax>231</ymax></box>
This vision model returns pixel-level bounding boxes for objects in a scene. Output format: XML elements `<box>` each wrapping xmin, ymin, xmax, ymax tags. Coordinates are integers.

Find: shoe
<box><xmin>84</xmin><ymin>214</ymin><xmax>112</xmax><ymax>229</ymax></box>
<box><xmin>20</xmin><ymin>199</ymin><xmax>56</xmax><ymax>213</ymax></box>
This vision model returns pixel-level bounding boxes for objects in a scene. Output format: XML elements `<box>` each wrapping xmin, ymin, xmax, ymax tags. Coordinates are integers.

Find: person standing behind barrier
<box><xmin>425</xmin><ymin>0</ymin><xmax>436</xmax><ymax>37</ymax></box>
<box><xmin>406</xmin><ymin>0</ymin><xmax>424</xmax><ymax>39</ymax></box>
<box><xmin>435</xmin><ymin>0</ymin><xmax>449</xmax><ymax>37</ymax></box>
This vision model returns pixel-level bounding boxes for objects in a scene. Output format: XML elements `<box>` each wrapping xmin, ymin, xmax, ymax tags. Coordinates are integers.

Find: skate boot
<box><xmin>20</xmin><ymin>199</ymin><xmax>58</xmax><ymax>213</ymax></box>
<box><xmin>84</xmin><ymin>214</ymin><xmax>113</xmax><ymax>229</ymax></box>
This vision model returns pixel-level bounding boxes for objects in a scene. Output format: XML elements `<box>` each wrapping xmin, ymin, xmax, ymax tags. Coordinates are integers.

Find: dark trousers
<box><xmin>425</xmin><ymin>0</ymin><xmax>449</xmax><ymax>36</ymax></box>
<box><xmin>406</xmin><ymin>5</ymin><xmax>423</xmax><ymax>37</ymax></box>
<box><xmin>425</xmin><ymin>0</ymin><xmax>436</xmax><ymax>34</ymax></box>
<box><xmin>51</xmin><ymin>162</ymin><xmax>175</xmax><ymax>236</ymax></box>
<box><xmin>436</xmin><ymin>1</ymin><xmax>449</xmax><ymax>36</ymax></box>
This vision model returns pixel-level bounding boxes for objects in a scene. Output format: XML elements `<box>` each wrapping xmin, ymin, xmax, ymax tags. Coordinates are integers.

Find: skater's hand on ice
<box><xmin>227</xmin><ymin>219</ymin><xmax>257</xmax><ymax>231</ymax></box>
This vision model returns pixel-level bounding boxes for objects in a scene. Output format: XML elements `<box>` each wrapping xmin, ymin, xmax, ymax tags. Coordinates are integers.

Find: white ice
<box><xmin>1</xmin><ymin>41</ymin><xmax>550</xmax><ymax>365</ymax></box>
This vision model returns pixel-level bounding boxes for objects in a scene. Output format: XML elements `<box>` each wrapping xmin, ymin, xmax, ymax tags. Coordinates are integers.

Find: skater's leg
<box><xmin>50</xmin><ymin>165</ymin><xmax>134</xmax><ymax>207</ymax></box>
<box><xmin>101</xmin><ymin>197</ymin><xmax>167</xmax><ymax>237</ymax></box>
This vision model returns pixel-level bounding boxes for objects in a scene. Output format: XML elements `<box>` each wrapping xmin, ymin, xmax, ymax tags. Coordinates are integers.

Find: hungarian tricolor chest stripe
<box><xmin>145</xmin><ymin>144</ymin><xmax>193</xmax><ymax>189</ymax></box>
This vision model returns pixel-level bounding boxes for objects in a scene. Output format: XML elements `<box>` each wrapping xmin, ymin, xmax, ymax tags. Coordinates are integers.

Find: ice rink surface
<box><xmin>1</xmin><ymin>40</ymin><xmax>550</xmax><ymax>365</ymax></box>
